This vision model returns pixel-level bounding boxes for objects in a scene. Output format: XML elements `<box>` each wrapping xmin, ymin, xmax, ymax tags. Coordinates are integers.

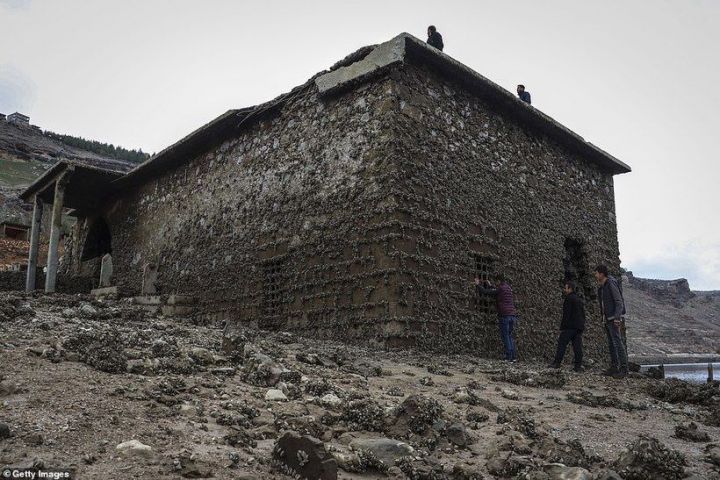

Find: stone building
<box><xmin>7</xmin><ymin>112</ymin><xmax>30</xmax><ymax>126</ymax></box>
<box><xmin>20</xmin><ymin>34</ymin><xmax>630</xmax><ymax>359</ymax></box>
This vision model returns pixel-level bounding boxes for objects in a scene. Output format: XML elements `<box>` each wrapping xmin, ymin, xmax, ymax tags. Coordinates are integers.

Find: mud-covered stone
<box><xmin>446</xmin><ymin>423</ymin><xmax>473</xmax><ymax>447</ymax></box>
<box><xmin>348</xmin><ymin>437</ymin><xmax>413</xmax><ymax>468</ymax></box>
<box><xmin>387</xmin><ymin>394</ymin><xmax>443</xmax><ymax>437</ymax></box>
<box><xmin>341</xmin><ymin>398</ymin><xmax>385</xmax><ymax>432</ymax></box>
<box><xmin>613</xmin><ymin>436</ymin><xmax>687</xmax><ymax>480</ymax></box>
<box><xmin>497</xmin><ymin>407</ymin><xmax>543</xmax><ymax>439</ymax></box>
<box><xmin>273</xmin><ymin>431</ymin><xmax>338</xmax><ymax>480</ymax></box>
<box><xmin>674</xmin><ymin>422</ymin><xmax>711</xmax><ymax>443</ymax></box>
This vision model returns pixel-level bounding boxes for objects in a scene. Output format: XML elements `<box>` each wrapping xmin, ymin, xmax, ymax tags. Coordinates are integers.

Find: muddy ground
<box><xmin>1</xmin><ymin>292</ymin><xmax>719</xmax><ymax>479</ymax></box>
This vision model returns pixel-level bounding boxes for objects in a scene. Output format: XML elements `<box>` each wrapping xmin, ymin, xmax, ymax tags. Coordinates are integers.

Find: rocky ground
<box><xmin>1</xmin><ymin>292</ymin><xmax>720</xmax><ymax>479</ymax></box>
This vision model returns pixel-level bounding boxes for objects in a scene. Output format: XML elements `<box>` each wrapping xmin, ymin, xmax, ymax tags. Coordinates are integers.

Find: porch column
<box><xmin>44</xmin><ymin>172</ymin><xmax>71</xmax><ymax>293</ymax></box>
<box><xmin>25</xmin><ymin>195</ymin><xmax>44</xmax><ymax>292</ymax></box>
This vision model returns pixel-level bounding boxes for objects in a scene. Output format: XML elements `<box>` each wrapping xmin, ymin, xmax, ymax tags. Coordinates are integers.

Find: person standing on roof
<box><xmin>426</xmin><ymin>26</ymin><xmax>444</xmax><ymax>51</ymax></box>
<box><xmin>517</xmin><ymin>85</ymin><xmax>531</xmax><ymax>104</ymax></box>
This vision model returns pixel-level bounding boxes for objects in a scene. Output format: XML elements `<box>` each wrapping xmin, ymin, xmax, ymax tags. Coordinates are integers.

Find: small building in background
<box><xmin>0</xmin><ymin>221</ymin><xmax>30</xmax><ymax>241</ymax></box>
<box><xmin>7</xmin><ymin>112</ymin><xmax>30</xmax><ymax>126</ymax></box>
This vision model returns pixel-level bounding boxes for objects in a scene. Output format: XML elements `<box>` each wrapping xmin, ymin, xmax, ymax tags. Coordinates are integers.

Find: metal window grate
<box><xmin>471</xmin><ymin>253</ymin><xmax>495</xmax><ymax>316</ymax></box>
<box><xmin>262</xmin><ymin>258</ymin><xmax>286</xmax><ymax>317</ymax></box>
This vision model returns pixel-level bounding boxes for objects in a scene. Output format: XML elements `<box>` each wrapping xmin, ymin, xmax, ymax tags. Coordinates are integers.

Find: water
<box><xmin>640</xmin><ymin>362</ymin><xmax>719</xmax><ymax>383</ymax></box>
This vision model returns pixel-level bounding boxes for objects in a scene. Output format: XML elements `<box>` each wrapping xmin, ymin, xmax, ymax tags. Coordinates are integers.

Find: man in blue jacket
<box><xmin>517</xmin><ymin>85</ymin><xmax>531</xmax><ymax>104</ymax></box>
<box><xmin>595</xmin><ymin>265</ymin><xmax>628</xmax><ymax>378</ymax></box>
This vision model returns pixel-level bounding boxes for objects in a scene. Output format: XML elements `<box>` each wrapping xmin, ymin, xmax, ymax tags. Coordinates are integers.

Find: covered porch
<box><xmin>19</xmin><ymin>161</ymin><xmax>125</xmax><ymax>293</ymax></box>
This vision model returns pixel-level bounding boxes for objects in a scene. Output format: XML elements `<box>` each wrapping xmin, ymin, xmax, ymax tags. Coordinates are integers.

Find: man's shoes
<box><xmin>573</xmin><ymin>365</ymin><xmax>585</xmax><ymax>373</ymax></box>
<box><xmin>602</xmin><ymin>367</ymin><xmax>619</xmax><ymax>376</ymax></box>
<box><xmin>612</xmin><ymin>371</ymin><xmax>628</xmax><ymax>379</ymax></box>
<box><xmin>548</xmin><ymin>363</ymin><xmax>561</xmax><ymax>369</ymax></box>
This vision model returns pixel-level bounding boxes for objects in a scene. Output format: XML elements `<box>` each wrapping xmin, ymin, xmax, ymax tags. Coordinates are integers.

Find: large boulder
<box><xmin>273</xmin><ymin>431</ymin><xmax>337</xmax><ymax>480</ymax></box>
<box><xmin>386</xmin><ymin>394</ymin><xmax>443</xmax><ymax>437</ymax></box>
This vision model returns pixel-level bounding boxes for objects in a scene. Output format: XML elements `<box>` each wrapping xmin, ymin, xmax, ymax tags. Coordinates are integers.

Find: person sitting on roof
<box><xmin>426</xmin><ymin>26</ymin><xmax>444</xmax><ymax>51</ymax></box>
<box><xmin>517</xmin><ymin>85</ymin><xmax>532</xmax><ymax>105</ymax></box>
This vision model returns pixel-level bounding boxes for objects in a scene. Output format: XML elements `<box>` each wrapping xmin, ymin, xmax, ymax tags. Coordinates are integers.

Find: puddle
<box><xmin>640</xmin><ymin>362</ymin><xmax>718</xmax><ymax>383</ymax></box>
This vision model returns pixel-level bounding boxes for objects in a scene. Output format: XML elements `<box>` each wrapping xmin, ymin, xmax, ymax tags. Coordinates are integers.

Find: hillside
<box><xmin>624</xmin><ymin>272</ymin><xmax>720</xmax><ymax>359</ymax></box>
<box><xmin>0</xmin><ymin>120</ymin><xmax>142</xmax><ymax>225</ymax></box>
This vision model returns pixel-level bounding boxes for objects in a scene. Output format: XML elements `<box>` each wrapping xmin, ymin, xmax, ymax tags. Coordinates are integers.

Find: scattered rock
<box><xmin>0</xmin><ymin>423</ymin><xmax>11</xmax><ymax>440</ymax></box>
<box><xmin>116</xmin><ymin>439</ymin><xmax>153</xmax><ymax>458</ymax></box>
<box><xmin>674</xmin><ymin>422</ymin><xmax>711</xmax><ymax>443</ymax></box>
<box><xmin>174</xmin><ymin>454</ymin><xmax>214</xmax><ymax>478</ymax></box>
<box><xmin>497</xmin><ymin>407</ymin><xmax>543</xmax><ymax>439</ymax></box>
<box><xmin>79</xmin><ymin>303</ymin><xmax>98</xmax><ymax>318</ymax></box>
<box><xmin>265</xmin><ymin>389</ymin><xmax>288</xmax><ymax>401</ymax></box>
<box><xmin>492</xmin><ymin>369</ymin><xmax>566</xmax><ymax>389</ymax></box>
<box><xmin>0</xmin><ymin>380</ymin><xmax>18</xmax><ymax>396</ymax></box>
<box><xmin>273</xmin><ymin>431</ymin><xmax>338</xmax><ymax>480</ymax></box>
<box><xmin>446</xmin><ymin>423</ymin><xmax>473</xmax><ymax>447</ymax></box>
<box><xmin>613</xmin><ymin>436</ymin><xmax>687</xmax><ymax>480</ymax></box>
<box><xmin>320</xmin><ymin>393</ymin><xmax>342</xmax><ymax>408</ymax></box>
<box><xmin>566</xmin><ymin>390</ymin><xmax>647</xmax><ymax>412</ymax></box>
<box><xmin>349</xmin><ymin>437</ymin><xmax>413</xmax><ymax>467</ymax></box>
<box><xmin>543</xmin><ymin>463</ymin><xmax>591</xmax><ymax>480</ymax></box>
<box><xmin>189</xmin><ymin>347</ymin><xmax>215</xmax><ymax>366</ymax></box>
<box><xmin>387</xmin><ymin>394</ymin><xmax>443</xmax><ymax>437</ymax></box>
<box><xmin>25</xmin><ymin>432</ymin><xmax>43</xmax><ymax>446</ymax></box>
<box><xmin>705</xmin><ymin>444</ymin><xmax>720</xmax><ymax>468</ymax></box>
<box><xmin>341</xmin><ymin>398</ymin><xmax>385</xmax><ymax>432</ymax></box>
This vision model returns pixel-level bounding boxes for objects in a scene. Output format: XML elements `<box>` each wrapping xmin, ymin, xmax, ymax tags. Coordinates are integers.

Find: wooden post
<box><xmin>44</xmin><ymin>171</ymin><xmax>71</xmax><ymax>293</ymax></box>
<box><xmin>25</xmin><ymin>195</ymin><xmax>43</xmax><ymax>292</ymax></box>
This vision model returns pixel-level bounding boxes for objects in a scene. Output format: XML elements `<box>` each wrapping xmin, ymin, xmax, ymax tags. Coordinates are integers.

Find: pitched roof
<box><xmin>115</xmin><ymin>32</ymin><xmax>629</xmax><ymax>190</ymax></box>
<box><xmin>19</xmin><ymin>160</ymin><xmax>125</xmax><ymax>211</ymax></box>
<box><xmin>316</xmin><ymin>33</ymin><xmax>630</xmax><ymax>174</ymax></box>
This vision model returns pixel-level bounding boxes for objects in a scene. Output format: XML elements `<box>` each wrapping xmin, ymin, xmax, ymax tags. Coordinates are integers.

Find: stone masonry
<box><xmin>54</xmin><ymin>33</ymin><xmax>630</xmax><ymax>360</ymax></box>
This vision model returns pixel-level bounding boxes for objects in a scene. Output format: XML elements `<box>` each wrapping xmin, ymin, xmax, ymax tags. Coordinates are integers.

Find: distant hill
<box><xmin>0</xmin><ymin>120</ymin><xmax>145</xmax><ymax>225</ymax></box>
<box><xmin>624</xmin><ymin>271</ymin><xmax>720</xmax><ymax>359</ymax></box>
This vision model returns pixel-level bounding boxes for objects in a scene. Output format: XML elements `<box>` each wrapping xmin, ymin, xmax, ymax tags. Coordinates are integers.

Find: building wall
<box><xmin>380</xmin><ymin>63</ymin><xmax>622</xmax><ymax>359</ymax></box>
<box><xmin>68</xmin><ymin>77</ymin><xmax>411</xmax><ymax>345</ymax></box>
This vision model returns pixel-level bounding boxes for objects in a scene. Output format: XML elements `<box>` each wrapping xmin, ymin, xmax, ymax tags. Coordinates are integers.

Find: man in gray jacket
<box><xmin>595</xmin><ymin>265</ymin><xmax>628</xmax><ymax>378</ymax></box>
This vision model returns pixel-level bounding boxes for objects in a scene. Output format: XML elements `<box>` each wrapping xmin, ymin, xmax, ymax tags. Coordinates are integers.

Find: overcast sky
<box><xmin>1</xmin><ymin>0</ymin><xmax>718</xmax><ymax>289</ymax></box>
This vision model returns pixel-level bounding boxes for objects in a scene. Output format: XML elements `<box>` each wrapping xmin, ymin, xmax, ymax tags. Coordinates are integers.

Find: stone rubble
<box><xmin>0</xmin><ymin>291</ymin><xmax>719</xmax><ymax>479</ymax></box>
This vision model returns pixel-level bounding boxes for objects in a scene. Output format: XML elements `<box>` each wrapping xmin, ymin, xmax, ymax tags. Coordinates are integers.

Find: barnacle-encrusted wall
<box><xmin>64</xmin><ymin>60</ymin><xmax>623</xmax><ymax>359</ymax></box>
<box><xmin>383</xmin><ymin>63</ymin><xmax>621</xmax><ymax>359</ymax></box>
<box><xmin>94</xmin><ymin>76</ymin><xmax>411</xmax><ymax>346</ymax></box>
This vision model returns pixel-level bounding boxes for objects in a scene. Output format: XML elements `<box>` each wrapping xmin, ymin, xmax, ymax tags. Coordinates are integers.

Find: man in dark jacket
<box><xmin>595</xmin><ymin>265</ymin><xmax>628</xmax><ymax>378</ymax></box>
<box><xmin>517</xmin><ymin>85</ymin><xmax>531</xmax><ymax>104</ymax></box>
<box><xmin>476</xmin><ymin>274</ymin><xmax>518</xmax><ymax>362</ymax></box>
<box><xmin>427</xmin><ymin>25</ymin><xmax>444</xmax><ymax>51</ymax></box>
<box><xmin>549</xmin><ymin>281</ymin><xmax>585</xmax><ymax>372</ymax></box>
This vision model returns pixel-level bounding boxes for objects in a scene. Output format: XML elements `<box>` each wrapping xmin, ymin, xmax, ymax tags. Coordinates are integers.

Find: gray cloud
<box><xmin>0</xmin><ymin>0</ymin><xmax>31</xmax><ymax>10</ymax></box>
<box><xmin>0</xmin><ymin>64</ymin><xmax>36</xmax><ymax>114</ymax></box>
